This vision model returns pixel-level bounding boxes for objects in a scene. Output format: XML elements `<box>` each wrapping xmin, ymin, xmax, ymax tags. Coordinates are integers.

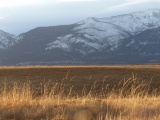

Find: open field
<box><xmin>0</xmin><ymin>65</ymin><xmax>160</xmax><ymax>93</ymax></box>
<box><xmin>0</xmin><ymin>65</ymin><xmax>160</xmax><ymax>120</ymax></box>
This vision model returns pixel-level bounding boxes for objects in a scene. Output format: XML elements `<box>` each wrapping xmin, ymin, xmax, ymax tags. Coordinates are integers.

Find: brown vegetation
<box><xmin>0</xmin><ymin>65</ymin><xmax>160</xmax><ymax>119</ymax></box>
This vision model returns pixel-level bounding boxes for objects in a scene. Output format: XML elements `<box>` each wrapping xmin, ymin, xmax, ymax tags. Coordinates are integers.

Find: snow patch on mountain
<box><xmin>45</xmin><ymin>34</ymin><xmax>72</xmax><ymax>50</ymax></box>
<box><xmin>0</xmin><ymin>30</ymin><xmax>16</xmax><ymax>49</ymax></box>
<box><xmin>126</xmin><ymin>39</ymin><xmax>135</xmax><ymax>47</ymax></box>
<box><xmin>45</xmin><ymin>33</ymin><xmax>102</xmax><ymax>54</ymax></box>
<box><xmin>15</xmin><ymin>34</ymin><xmax>25</xmax><ymax>43</ymax></box>
<box><xmin>46</xmin><ymin>40</ymin><xmax>69</xmax><ymax>50</ymax></box>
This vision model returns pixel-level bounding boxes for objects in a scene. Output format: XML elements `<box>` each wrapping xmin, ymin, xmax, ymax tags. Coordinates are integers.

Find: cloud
<box><xmin>0</xmin><ymin>0</ymin><xmax>46</xmax><ymax>7</ymax></box>
<box><xmin>0</xmin><ymin>0</ymin><xmax>96</xmax><ymax>8</ymax></box>
<box><xmin>57</xmin><ymin>0</ymin><xmax>96</xmax><ymax>2</ymax></box>
<box><xmin>107</xmin><ymin>0</ymin><xmax>160</xmax><ymax>11</ymax></box>
<box><xmin>126</xmin><ymin>0</ymin><xmax>160</xmax><ymax>2</ymax></box>
<box><xmin>0</xmin><ymin>16</ymin><xmax>7</xmax><ymax>20</ymax></box>
<box><xmin>0</xmin><ymin>17</ymin><xmax>4</xmax><ymax>20</ymax></box>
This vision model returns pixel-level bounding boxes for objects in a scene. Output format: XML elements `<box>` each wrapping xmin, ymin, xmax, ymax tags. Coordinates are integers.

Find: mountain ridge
<box><xmin>0</xmin><ymin>9</ymin><xmax>160</xmax><ymax>65</ymax></box>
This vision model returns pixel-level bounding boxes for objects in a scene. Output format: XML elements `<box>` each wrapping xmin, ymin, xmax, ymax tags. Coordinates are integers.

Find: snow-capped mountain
<box><xmin>46</xmin><ymin>9</ymin><xmax>160</xmax><ymax>54</ymax></box>
<box><xmin>0</xmin><ymin>9</ymin><xmax>160</xmax><ymax>65</ymax></box>
<box><xmin>0</xmin><ymin>30</ymin><xmax>16</xmax><ymax>49</ymax></box>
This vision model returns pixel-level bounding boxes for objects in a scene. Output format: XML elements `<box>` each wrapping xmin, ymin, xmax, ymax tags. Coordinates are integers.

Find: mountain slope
<box><xmin>100</xmin><ymin>27</ymin><xmax>160</xmax><ymax>64</ymax></box>
<box><xmin>0</xmin><ymin>25</ymin><xmax>77</xmax><ymax>65</ymax></box>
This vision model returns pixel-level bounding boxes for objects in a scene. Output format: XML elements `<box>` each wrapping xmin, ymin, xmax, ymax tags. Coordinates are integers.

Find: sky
<box><xmin>0</xmin><ymin>0</ymin><xmax>160</xmax><ymax>35</ymax></box>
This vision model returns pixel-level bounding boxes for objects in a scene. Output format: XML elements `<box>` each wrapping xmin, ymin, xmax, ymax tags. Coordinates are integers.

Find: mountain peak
<box><xmin>132</xmin><ymin>9</ymin><xmax>160</xmax><ymax>18</ymax></box>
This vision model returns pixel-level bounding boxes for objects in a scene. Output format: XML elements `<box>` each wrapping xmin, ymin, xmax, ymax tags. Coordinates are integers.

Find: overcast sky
<box><xmin>0</xmin><ymin>0</ymin><xmax>160</xmax><ymax>35</ymax></box>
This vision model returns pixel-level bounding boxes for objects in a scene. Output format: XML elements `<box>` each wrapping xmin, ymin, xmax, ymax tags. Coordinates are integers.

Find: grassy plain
<box><xmin>0</xmin><ymin>65</ymin><xmax>160</xmax><ymax>119</ymax></box>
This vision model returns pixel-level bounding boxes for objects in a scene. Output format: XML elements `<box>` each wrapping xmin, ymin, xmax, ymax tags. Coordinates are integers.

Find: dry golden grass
<box><xmin>0</xmin><ymin>74</ymin><xmax>160</xmax><ymax>120</ymax></box>
<box><xmin>0</xmin><ymin>64</ymin><xmax>160</xmax><ymax>69</ymax></box>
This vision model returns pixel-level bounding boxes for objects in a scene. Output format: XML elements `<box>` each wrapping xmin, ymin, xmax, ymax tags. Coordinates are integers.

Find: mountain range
<box><xmin>0</xmin><ymin>9</ymin><xmax>160</xmax><ymax>65</ymax></box>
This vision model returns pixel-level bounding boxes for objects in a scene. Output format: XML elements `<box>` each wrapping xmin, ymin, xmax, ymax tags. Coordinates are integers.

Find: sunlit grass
<box><xmin>0</xmin><ymin>74</ymin><xmax>160</xmax><ymax>120</ymax></box>
<box><xmin>0</xmin><ymin>64</ymin><xmax>160</xmax><ymax>69</ymax></box>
